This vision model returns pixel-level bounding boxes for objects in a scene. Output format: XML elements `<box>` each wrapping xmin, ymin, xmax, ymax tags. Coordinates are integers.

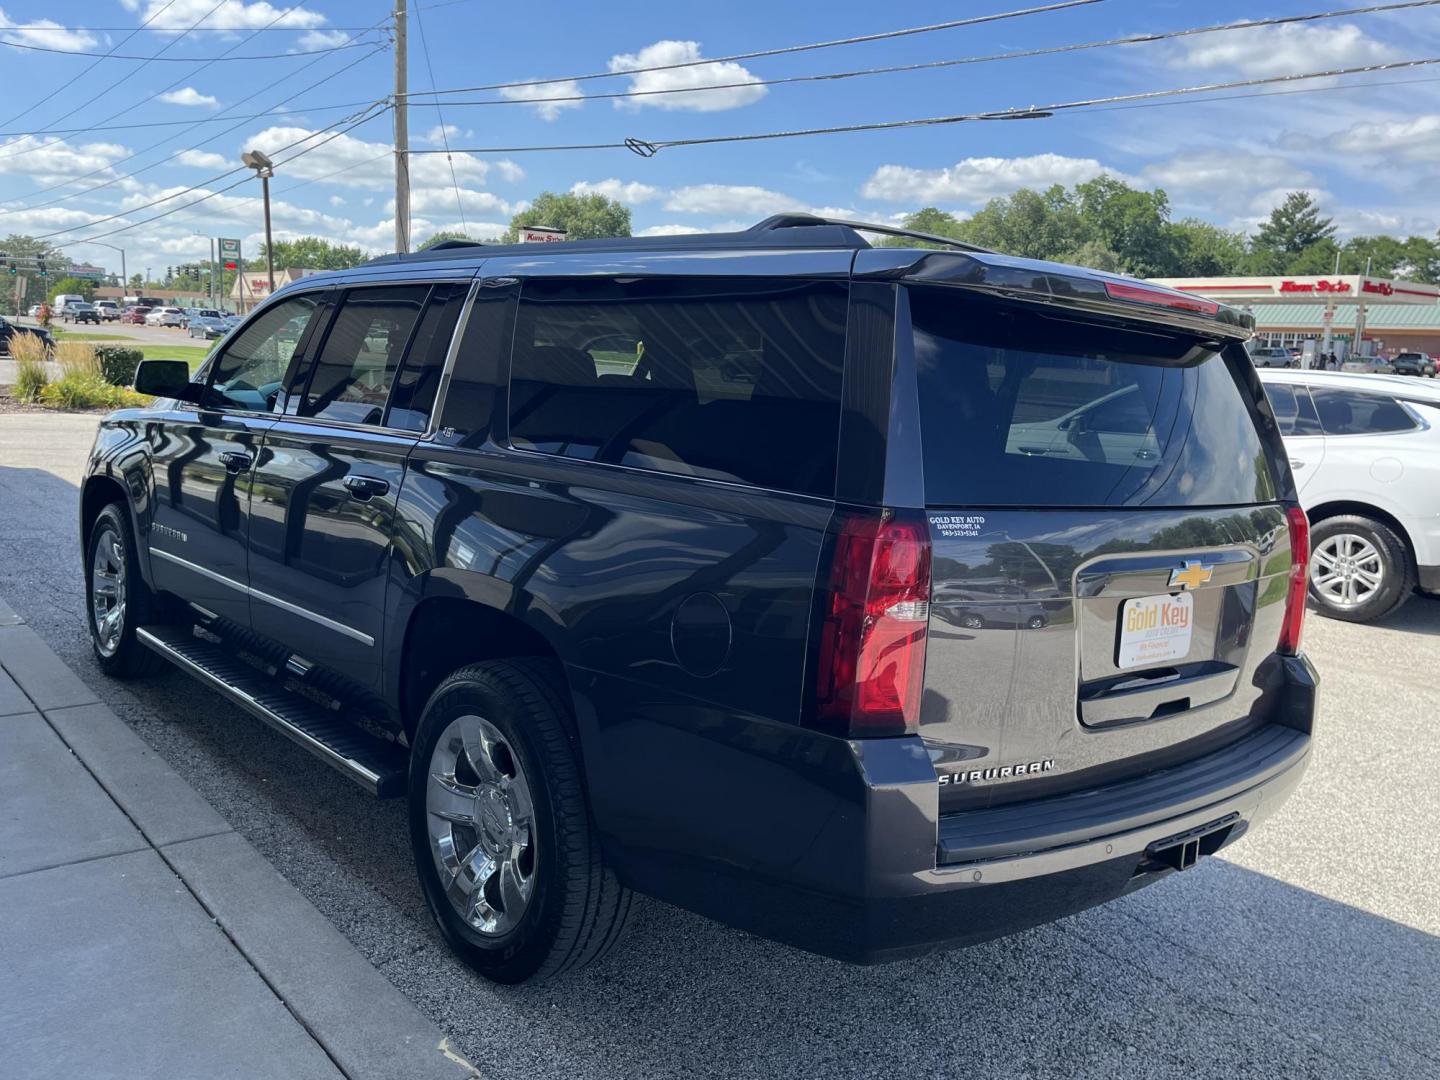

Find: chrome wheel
<box><xmin>426</xmin><ymin>714</ymin><xmax>536</xmax><ymax>936</ymax></box>
<box><xmin>90</xmin><ymin>525</ymin><xmax>127</xmax><ymax>657</ymax></box>
<box><xmin>1311</xmin><ymin>533</ymin><xmax>1384</xmax><ymax>609</ymax></box>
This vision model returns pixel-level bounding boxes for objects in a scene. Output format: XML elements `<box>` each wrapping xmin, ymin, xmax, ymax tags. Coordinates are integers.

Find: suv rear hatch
<box><xmin>904</xmin><ymin>277</ymin><xmax>1297</xmax><ymax>812</ymax></box>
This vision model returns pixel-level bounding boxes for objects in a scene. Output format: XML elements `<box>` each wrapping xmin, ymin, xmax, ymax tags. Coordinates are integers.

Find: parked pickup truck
<box><xmin>80</xmin><ymin>215</ymin><xmax>1318</xmax><ymax>983</ymax></box>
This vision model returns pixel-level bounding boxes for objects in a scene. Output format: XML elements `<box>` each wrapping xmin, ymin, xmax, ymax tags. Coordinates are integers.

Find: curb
<box><xmin>0</xmin><ymin>596</ymin><xmax>480</xmax><ymax>1080</ymax></box>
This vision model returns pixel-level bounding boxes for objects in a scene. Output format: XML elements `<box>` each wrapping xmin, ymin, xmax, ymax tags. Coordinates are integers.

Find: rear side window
<box><xmin>508</xmin><ymin>278</ymin><xmax>847</xmax><ymax>497</ymax></box>
<box><xmin>300</xmin><ymin>285</ymin><xmax>428</xmax><ymax>425</ymax></box>
<box><xmin>911</xmin><ymin>288</ymin><xmax>1277</xmax><ymax>507</ymax></box>
<box><xmin>1263</xmin><ymin>382</ymin><xmax>1323</xmax><ymax>436</ymax></box>
<box><xmin>1310</xmin><ymin>388</ymin><xmax>1417</xmax><ymax>435</ymax></box>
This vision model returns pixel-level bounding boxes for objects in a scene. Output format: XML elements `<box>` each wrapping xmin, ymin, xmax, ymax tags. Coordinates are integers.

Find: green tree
<box><xmin>1056</xmin><ymin>240</ymin><xmax>1123</xmax><ymax>272</ymax></box>
<box><xmin>1253</xmin><ymin>192</ymin><xmax>1335</xmax><ymax>261</ymax></box>
<box><xmin>503</xmin><ymin>191</ymin><xmax>630</xmax><ymax>243</ymax></box>
<box><xmin>1170</xmin><ymin>219</ymin><xmax>1247</xmax><ymax>276</ymax></box>
<box><xmin>959</xmin><ymin>185</ymin><xmax>1085</xmax><ymax>260</ymax></box>
<box><xmin>1074</xmin><ymin>177</ymin><xmax>1177</xmax><ymax>277</ymax></box>
<box><xmin>250</xmin><ymin>236</ymin><xmax>367</xmax><ymax>271</ymax></box>
<box><xmin>417</xmin><ymin>229</ymin><xmax>483</xmax><ymax>251</ymax></box>
<box><xmin>46</xmin><ymin>276</ymin><xmax>96</xmax><ymax>303</ymax></box>
<box><xmin>876</xmin><ymin>206</ymin><xmax>968</xmax><ymax>247</ymax></box>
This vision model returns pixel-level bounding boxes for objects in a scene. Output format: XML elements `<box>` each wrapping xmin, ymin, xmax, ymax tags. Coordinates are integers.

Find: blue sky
<box><xmin>3</xmin><ymin>0</ymin><xmax>1440</xmax><ymax>276</ymax></box>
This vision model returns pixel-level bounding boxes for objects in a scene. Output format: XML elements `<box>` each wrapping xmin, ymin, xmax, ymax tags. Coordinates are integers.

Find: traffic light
<box><xmin>0</xmin><ymin>253</ymin><xmax>12</xmax><ymax>276</ymax></box>
<box><xmin>36</xmin><ymin>259</ymin><xmax>47</xmax><ymax>278</ymax></box>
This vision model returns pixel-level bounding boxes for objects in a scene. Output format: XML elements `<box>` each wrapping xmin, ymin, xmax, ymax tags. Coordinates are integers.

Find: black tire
<box><xmin>408</xmin><ymin>658</ymin><xmax>631</xmax><ymax>983</ymax></box>
<box><xmin>84</xmin><ymin>503</ymin><xmax>167</xmax><ymax>678</ymax></box>
<box><xmin>960</xmin><ymin>613</ymin><xmax>985</xmax><ymax>630</ymax></box>
<box><xmin>1307</xmin><ymin>514</ymin><xmax>1415</xmax><ymax>623</ymax></box>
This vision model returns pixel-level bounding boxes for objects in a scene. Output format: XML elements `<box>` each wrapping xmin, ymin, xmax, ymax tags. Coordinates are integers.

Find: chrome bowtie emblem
<box><xmin>1169</xmin><ymin>560</ymin><xmax>1214</xmax><ymax>591</ymax></box>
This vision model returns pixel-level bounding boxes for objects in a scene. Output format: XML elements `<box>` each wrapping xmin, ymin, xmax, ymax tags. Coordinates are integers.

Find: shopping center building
<box><xmin>1149</xmin><ymin>274</ymin><xmax>1440</xmax><ymax>357</ymax></box>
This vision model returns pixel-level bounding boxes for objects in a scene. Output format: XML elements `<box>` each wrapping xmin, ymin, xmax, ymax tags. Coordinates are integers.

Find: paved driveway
<box><xmin>2</xmin><ymin>411</ymin><xmax>1437</xmax><ymax>1080</ymax></box>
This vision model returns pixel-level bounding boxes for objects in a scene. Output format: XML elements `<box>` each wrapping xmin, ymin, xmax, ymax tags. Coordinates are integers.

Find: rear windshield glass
<box><xmin>911</xmin><ymin>288</ymin><xmax>1277</xmax><ymax>507</ymax></box>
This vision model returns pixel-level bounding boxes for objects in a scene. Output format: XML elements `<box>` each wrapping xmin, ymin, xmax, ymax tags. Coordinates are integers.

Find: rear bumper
<box><xmin>615</xmin><ymin>653</ymin><xmax>1317</xmax><ymax>964</ymax></box>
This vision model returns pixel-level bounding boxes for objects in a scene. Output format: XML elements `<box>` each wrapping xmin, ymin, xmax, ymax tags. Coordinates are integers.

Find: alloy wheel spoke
<box><xmin>428</xmin><ymin>773</ymin><xmax>479</xmax><ymax>825</ymax></box>
<box><xmin>498</xmin><ymin>858</ymin><xmax>529</xmax><ymax>916</ymax></box>
<box><xmin>459</xmin><ymin>716</ymin><xmax>503</xmax><ymax>784</ymax></box>
<box><xmin>503</xmin><ymin>773</ymin><xmax>534</xmax><ymax>831</ymax></box>
<box><xmin>446</xmin><ymin>844</ymin><xmax>493</xmax><ymax>908</ymax></box>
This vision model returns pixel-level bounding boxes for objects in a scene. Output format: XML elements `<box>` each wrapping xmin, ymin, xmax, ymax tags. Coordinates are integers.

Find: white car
<box><xmin>1259</xmin><ymin>369</ymin><xmax>1440</xmax><ymax>622</ymax></box>
<box><xmin>145</xmin><ymin>306</ymin><xmax>186</xmax><ymax>327</ymax></box>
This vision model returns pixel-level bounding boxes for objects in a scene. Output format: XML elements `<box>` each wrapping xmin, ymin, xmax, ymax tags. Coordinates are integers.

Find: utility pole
<box><xmin>394</xmin><ymin>0</ymin><xmax>411</xmax><ymax>254</ymax></box>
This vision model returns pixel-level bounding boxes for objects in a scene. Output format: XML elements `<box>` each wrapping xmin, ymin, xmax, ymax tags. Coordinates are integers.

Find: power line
<box><xmin>31</xmin><ymin>103</ymin><xmax>393</xmax><ymax>244</ymax></box>
<box><xmin>410</xmin><ymin>55</ymin><xmax>1440</xmax><ymax>155</ymax></box>
<box><xmin>0</xmin><ymin>0</ymin><xmax>180</xmax><ymax>129</ymax></box>
<box><xmin>0</xmin><ymin>29</ymin><xmax>391</xmax><ymax>215</ymax></box>
<box><xmin>0</xmin><ymin>100</ymin><xmax>378</xmax><ymax>138</ymax></box>
<box><xmin>0</xmin><ymin>33</ymin><xmax>383</xmax><ymax>60</ymax></box>
<box><xmin>408</xmin><ymin>0</ymin><xmax>1440</xmax><ymax>109</ymax></box>
<box><xmin>410</xmin><ymin>0</ymin><xmax>467</xmax><ymax>232</ymax></box>
<box><xmin>398</xmin><ymin>0</ymin><xmax>1105</xmax><ymax>98</ymax></box>
<box><xmin>0</xmin><ymin>24</ymin><xmax>377</xmax><ymax>32</ymax></box>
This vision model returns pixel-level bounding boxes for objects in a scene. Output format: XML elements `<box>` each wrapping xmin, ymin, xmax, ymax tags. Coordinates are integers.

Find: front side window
<box><xmin>299</xmin><ymin>285</ymin><xmax>428</xmax><ymax>425</ymax></box>
<box><xmin>207</xmin><ymin>294</ymin><xmax>321</xmax><ymax>411</ymax></box>
<box><xmin>1263</xmin><ymin>382</ymin><xmax>1323</xmax><ymax>436</ymax></box>
<box><xmin>507</xmin><ymin>277</ymin><xmax>847</xmax><ymax>497</ymax></box>
<box><xmin>1311</xmin><ymin>388</ymin><xmax>1417</xmax><ymax>435</ymax></box>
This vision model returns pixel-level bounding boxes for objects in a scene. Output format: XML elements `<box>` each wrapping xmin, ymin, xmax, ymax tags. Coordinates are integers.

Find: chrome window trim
<box><xmin>424</xmin><ymin>276</ymin><xmax>482</xmax><ymax>440</ymax></box>
<box><xmin>151</xmin><ymin>548</ymin><xmax>375</xmax><ymax>646</ymax></box>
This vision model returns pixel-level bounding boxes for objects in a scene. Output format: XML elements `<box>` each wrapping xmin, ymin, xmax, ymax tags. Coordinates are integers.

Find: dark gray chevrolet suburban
<box><xmin>80</xmin><ymin>215</ymin><xmax>1318</xmax><ymax>982</ymax></box>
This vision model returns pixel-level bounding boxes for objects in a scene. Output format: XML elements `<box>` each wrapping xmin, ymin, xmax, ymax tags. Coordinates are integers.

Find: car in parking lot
<box><xmin>1248</xmin><ymin>345</ymin><xmax>1297</xmax><ymax>368</ymax></box>
<box><xmin>61</xmin><ymin>302</ymin><xmax>102</xmax><ymax>325</ymax></box>
<box><xmin>0</xmin><ymin>314</ymin><xmax>54</xmax><ymax>356</ymax></box>
<box><xmin>121</xmin><ymin>306</ymin><xmax>152</xmax><ymax>324</ymax></box>
<box><xmin>187</xmin><ymin>315</ymin><xmax>228</xmax><ymax>340</ymax></box>
<box><xmin>92</xmin><ymin>300</ymin><xmax>121</xmax><ymax>322</ymax></box>
<box><xmin>1342</xmin><ymin>356</ymin><xmax>1394</xmax><ymax>374</ymax></box>
<box><xmin>84</xmin><ymin>214</ymin><xmax>1318</xmax><ymax>984</ymax></box>
<box><xmin>27</xmin><ymin>304</ymin><xmax>41</xmax><ymax>318</ymax></box>
<box><xmin>1259</xmin><ymin>368</ymin><xmax>1440</xmax><ymax>622</ymax></box>
<box><xmin>1391</xmin><ymin>351</ymin><xmax>1436</xmax><ymax>377</ymax></box>
<box><xmin>144</xmin><ymin>306</ymin><xmax>187</xmax><ymax>328</ymax></box>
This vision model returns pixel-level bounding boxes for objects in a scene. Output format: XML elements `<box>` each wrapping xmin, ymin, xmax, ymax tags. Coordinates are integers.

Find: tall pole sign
<box><xmin>219</xmin><ymin>238</ymin><xmax>241</xmax><ymax>310</ymax></box>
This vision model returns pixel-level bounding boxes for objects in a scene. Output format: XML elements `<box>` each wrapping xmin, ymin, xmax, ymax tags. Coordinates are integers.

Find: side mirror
<box><xmin>134</xmin><ymin>358</ymin><xmax>199</xmax><ymax>401</ymax></box>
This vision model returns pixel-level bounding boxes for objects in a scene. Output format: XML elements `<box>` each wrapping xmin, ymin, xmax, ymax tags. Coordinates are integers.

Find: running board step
<box><xmin>136</xmin><ymin>625</ymin><xmax>407</xmax><ymax>798</ymax></box>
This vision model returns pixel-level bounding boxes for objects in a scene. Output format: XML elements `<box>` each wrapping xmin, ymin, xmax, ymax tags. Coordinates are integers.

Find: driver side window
<box><xmin>206</xmin><ymin>295</ymin><xmax>321</xmax><ymax>411</ymax></box>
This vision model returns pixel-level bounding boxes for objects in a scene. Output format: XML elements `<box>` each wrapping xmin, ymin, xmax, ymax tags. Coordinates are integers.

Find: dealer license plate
<box><xmin>1118</xmin><ymin>593</ymin><xmax>1194</xmax><ymax>670</ymax></box>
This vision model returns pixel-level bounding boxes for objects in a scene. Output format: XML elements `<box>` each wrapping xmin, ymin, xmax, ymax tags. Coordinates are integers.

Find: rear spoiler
<box><xmin>854</xmin><ymin>249</ymin><xmax>1254</xmax><ymax>342</ymax></box>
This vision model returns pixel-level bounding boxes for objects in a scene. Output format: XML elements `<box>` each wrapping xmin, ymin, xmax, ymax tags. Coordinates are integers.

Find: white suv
<box><xmin>144</xmin><ymin>306</ymin><xmax>186</xmax><ymax>328</ymax></box>
<box><xmin>1259</xmin><ymin>369</ymin><xmax>1440</xmax><ymax>621</ymax></box>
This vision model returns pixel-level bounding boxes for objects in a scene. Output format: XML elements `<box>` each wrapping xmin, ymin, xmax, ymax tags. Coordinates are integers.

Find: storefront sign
<box><xmin>518</xmin><ymin>226</ymin><xmax>567</xmax><ymax>244</ymax></box>
<box><xmin>1280</xmin><ymin>279</ymin><xmax>1352</xmax><ymax>294</ymax></box>
<box><xmin>1362</xmin><ymin>280</ymin><xmax>1394</xmax><ymax>296</ymax></box>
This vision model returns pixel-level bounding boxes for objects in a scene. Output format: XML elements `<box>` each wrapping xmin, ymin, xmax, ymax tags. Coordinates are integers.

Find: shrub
<box><xmin>55</xmin><ymin>341</ymin><xmax>98</xmax><ymax>379</ymax></box>
<box><xmin>37</xmin><ymin>372</ymin><xmax>151</xmax><ymax>411</ymax></box>
<box><xmin>9</xmin><ymin>332</ymin><xmax>50</xmax><ymax>401</ymax></box>
<box><xmin>93</xmin><ymin>344</ymin><xmax>144</xmax><ymax>387</ymax></box>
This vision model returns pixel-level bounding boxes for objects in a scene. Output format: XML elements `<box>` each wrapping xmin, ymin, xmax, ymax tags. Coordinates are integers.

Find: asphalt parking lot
<box><xmin>2</xmin><ymin>410</ymin><xmax>1437</xmax><ymax>1080</ymax></box>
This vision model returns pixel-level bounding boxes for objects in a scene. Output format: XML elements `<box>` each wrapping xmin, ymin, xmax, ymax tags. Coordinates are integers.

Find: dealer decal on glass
<box><xmin>1117</xmin><ymin>592</ymin><xmax>1193</xmax><ymax>669</ymax></box>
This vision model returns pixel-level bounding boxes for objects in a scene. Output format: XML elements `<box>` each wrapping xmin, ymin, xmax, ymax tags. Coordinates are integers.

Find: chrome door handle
<box><xmin>219</xmin><ymin>451</ymin><xmax>252</xmax><ymax>474</ymax></box>
<box><xmin>343</xmin><ymin>474</ymin><xmax>390</xmax><ymax>500</ymax></box>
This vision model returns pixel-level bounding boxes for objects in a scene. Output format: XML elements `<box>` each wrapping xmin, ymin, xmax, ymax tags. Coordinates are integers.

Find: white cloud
<box><xmin>127</xmin><ymin>1</ymin><xmax>326</xmax><ymax>31</ymax></box>
<box><xmin>159</xmin><ymin>87</ymin><xmax>219</xmax><ymax>108</ymax></box>
<box><xmin>664</xmin><ymin>183</ymin><xmax>804</xmax><ymax>215</ymax></box>
<box><xmin>418</xmin><ymin>124</ymin><xmax>466</xmax><ymax>146</ymax></box>
<box><xmin>296</xmin><ymin>28</ymin><xmax>348</xmax><ymax>50</ymax></box>
<box><xmin>242</xmin><ymin>125</ymin><xmax>494</xmax><ymax>190</ymax></box>
<box><xmin>571</xmin><ymin>178</ymin><xmax>661</xmax><ymax>204</ymax></box>
<box><xmin>404</xmin><ymin>186</ymin><xmax>517</xmax><ymax>218</ymax></box>
<box><xmin>176</xmin><ymin>149</ymin><xmax>230</xmax><ymax>169</ymax></box>
<box><xmin>0</xmin><ymin>136</ymin><xmax>129</xmax><ymax>182</ymax></box>
<box><xmin>1329</xmin><ymin>114</ymin><xmax>1440</xmax><ymax>163</ymax></box>
<box><xmin>1174</xmin><ymin>23</ymin><xmax>1395</xmax><ymax>78</ymax></box>
<box><xmin>608</xmin><ymin>40</ymin><xmax>765</xmax><ymax>112</ymax></box>
<box><xmin>0</xmin><ymin>9</ymin><xmax>99</xmax><ymax>51</ymax></box>
<box><xmin>1142</xmin><ymin>148</ymin><xmax>1319</xmax><ymax>218</ymax></box>
<box><xmin>638</xmin><ymin>223</ymin><xmax>705</xmax><ymax>236</ymax></box>
<box><xmin>328</xmin><ymin>194</ymin><xmax>346</xmax><ymax>207</ymax></box>
<box><xmin>862</xmin><ymin>154</ymin><xmax>1128</xmax><ymax>205</ymax></box>
<box><xmin>499</xmin><ymin>80</ymin><xmax>584</xmax><ymax>121</ymax></box>
<box><xmin>494</xmin><ymin>159</ymin><xmax>525</xmax><ymax>183</ymax></box>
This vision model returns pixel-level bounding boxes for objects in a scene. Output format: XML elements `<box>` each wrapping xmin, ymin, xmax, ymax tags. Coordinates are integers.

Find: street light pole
<box><xmin>85</xmin><ymin>240</ymin><xmax>126</xmax><ymax>295</ymax></box>
<box><xmin>242</xmin><ymin>149</ymin><xmax>277</xmax><ymax>295</ymax></box>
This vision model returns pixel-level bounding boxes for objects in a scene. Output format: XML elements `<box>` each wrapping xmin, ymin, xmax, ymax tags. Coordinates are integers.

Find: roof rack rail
<box><xmin>421</xmin><ymin>238</ymin><xmax>488</xmax><ymax>253</ymax></box>
<box><xmin>749</xmin><ymin>213</ymin><xmax>997</xmax><ymax>255</ymax></box>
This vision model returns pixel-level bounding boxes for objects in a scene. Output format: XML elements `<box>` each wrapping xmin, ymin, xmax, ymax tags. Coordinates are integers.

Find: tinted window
<box><xmin>912</xmin><ymin>288</ymin><xmax>1277</xmax><ymax>507</ymax></box>
<box><xmin>207</xmin><ymin>294</ymin><xmax>320</xmax><ymax>411</ymax></box>
<box><xmin>384</xmin><ymin>284</ymin><xmax>468</xmax><ymax>432</ymax></box>
<box><xmin>1311</xmin><ymin>388</ymin><xmax>1417</xmax><ymax>435</ymax></box>
<box><xmin>508</xmin><ymin>278</ymin><xmax>847</xmax><ymax>497</ymax></box>
<box><xmin>300</xmin><ymin>285</ymin><xmax>428</xmax><ymax>425</ymax></box>
<box><xmin>1263</xmin><ymin>382</ymin><xmax>1323</xmax><ymax>436</ymax></box>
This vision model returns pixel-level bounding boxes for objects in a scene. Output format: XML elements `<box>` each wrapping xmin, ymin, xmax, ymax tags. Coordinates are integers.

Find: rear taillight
<box><xmin>1279</xmin><ymin>506</ymin><xmax>1310</xmax><ymax>655</ymax></box>
<box><xmin>1103</xmin><ymin>280</ymin><xmax>1220</xmax><ymax>316</ymax></box>
<box><xmin>814</xmin><ymin>510</ymin><xmax>932</xmax><ymax>737</ymax></box>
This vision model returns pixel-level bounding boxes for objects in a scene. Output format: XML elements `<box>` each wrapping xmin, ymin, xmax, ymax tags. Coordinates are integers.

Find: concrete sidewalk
<box><xmin>0</xmin><ymin>595</ymin><xmax>478</xmax><ymax>1080</ymax></box>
